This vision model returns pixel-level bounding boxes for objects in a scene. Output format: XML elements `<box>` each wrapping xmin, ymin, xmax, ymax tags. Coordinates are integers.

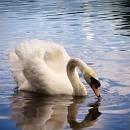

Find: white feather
<box><xmin>9</xmin><ymin>39</ymin><xmax>99</xmax><ymax>96</ymax></box>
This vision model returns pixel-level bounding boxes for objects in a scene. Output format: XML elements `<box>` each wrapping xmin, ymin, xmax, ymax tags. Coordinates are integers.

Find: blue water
<box><xmin>0</xmin><ymin>0</ymin><xmax>130</xmax><ymax>130</ymax></box>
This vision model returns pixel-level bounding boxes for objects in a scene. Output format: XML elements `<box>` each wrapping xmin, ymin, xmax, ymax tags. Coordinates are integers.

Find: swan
<box><xmin>9</xmin><ymin>39</ymin><xmax>100</xmax><ymax>97</ymax></box>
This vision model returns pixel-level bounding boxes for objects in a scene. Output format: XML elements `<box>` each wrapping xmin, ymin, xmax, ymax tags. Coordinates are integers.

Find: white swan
<box><xmin>9</xmin><ymin>40</ymin><xmax>100</xmax><ymax>97</ymax></box>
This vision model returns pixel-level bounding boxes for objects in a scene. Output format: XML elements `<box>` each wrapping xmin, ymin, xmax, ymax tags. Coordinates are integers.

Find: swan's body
<box><xmin>9</xmin><ymin>40</ymin><xmax>100</xmax><ymax>96</ymax></box>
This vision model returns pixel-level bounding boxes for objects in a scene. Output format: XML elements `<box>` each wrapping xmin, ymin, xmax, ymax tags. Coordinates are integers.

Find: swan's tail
<box><xmin>9</xmin><ymin>51</ymin><xmax>32</xmax><ymax>90</ymax></box>
<box><xmin>9</xmin><ymin>51</ymin><xmax>23</xmax><ymax>72</ymax></box>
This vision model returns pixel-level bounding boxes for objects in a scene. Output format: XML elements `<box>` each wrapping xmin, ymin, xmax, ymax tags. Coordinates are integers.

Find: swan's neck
<box><xmin>67</xmin><ymin>58</ymin><xmax>88</xmax><ymax>96</ymax></box>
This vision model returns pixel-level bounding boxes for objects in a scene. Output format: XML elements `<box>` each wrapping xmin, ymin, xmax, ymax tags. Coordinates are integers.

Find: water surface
<box><xmin>0</xmin><ymin>0</ymin><xmax>130</xmax><ymax>130</ymax></box>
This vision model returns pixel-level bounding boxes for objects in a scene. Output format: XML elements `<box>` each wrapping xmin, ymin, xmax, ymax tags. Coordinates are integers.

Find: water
<box><xmin>0</xmin><ymin>0</ymin><xmax>130</xmax><ymax>129</ymax></box>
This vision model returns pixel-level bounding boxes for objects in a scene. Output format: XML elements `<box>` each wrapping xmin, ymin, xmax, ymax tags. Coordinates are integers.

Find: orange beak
<box><xmin>91</xmin><ymin>84</ymin><xmax>100</xmax><ymax>97</ymax></box>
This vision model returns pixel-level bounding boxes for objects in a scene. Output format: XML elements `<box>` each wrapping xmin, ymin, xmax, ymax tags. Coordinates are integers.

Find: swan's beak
<box><xmin>91</xmin><ymin>84</ymin><xmax>100</xmax><ymax>97</ymax></box>
<box><xmin>90</xmin><ymin>77</ymin><xmax>101</xmax><ymax>97</ymax></box>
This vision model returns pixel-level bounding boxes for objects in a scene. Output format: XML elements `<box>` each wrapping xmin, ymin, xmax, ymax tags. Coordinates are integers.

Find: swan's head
<box><xmin>67</xmin><ymin>58</ymin><xmax>101</xmax><ymax>97</ymax></box>
<box><xmin>83</xmin><ymin>68</ymin><xmax>101</xmax><ymax>97</ymax></box>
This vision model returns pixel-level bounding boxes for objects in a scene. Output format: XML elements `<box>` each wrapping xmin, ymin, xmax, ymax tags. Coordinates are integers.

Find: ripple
<box><xmin>0</xmin><ymin>95</ymin><xmax>10</xmax><ymax>105</ymax></box>
<box><xmin>101</xmin><ymin>108</ymin><xmax>130</xmax><ymax>114</ymax></box>
<box><xmin>109</xmin><ymin>87</ymin><xmax>130</xmax><ymax>96</ymax></box>
<box><xmin>0</xmin><ymin>116</ymin><xmax>9</xmax><ymax>120</ymax></box>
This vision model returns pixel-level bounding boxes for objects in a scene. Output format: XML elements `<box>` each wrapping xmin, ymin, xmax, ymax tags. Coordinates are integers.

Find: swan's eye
<box><xmin>90</xmin><ymin>77</ymin><xmax>101</xmax><ymax>89</ymax></box>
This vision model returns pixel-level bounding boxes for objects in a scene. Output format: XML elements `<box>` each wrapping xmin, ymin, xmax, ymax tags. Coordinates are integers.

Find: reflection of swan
<box><xmin>9</xmin><ymin>40</ymin><xmax>100</xmax><ymax>96</ymax></box>
<box><xmin>10</xmin><ymin>91</ymin><xmax>73</xmax><ymax>130</ymax></box>
<box><xmin>68</xmin><ymin>99</ymin><xmax>101</xmax><ymax>129</ymax></box>
<box><xmin>10</xmin><ymin>91</ymin><xmax>101</xmax><ymax>130</ymax></box>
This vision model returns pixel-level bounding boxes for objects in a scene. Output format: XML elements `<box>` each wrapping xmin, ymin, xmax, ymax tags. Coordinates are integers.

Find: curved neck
<box><xmin>67</xmin><ymin>58</ymin><xmax>88</xmax><ymax>96</ymax></box>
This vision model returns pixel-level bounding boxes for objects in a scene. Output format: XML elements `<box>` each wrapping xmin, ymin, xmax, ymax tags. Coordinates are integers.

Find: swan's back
<box><xmin>16</xmin><ymin>40</ymin><xmax>70</xmax><ymax>72</ymax></box>
<box><xmin>9</xmin><ymin>40</ymin><xmax>73</xmax><ymax>94</ymax></box>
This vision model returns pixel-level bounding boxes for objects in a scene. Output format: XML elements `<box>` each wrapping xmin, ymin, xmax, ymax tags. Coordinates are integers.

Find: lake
<box><xmin>0</xmin><ymin>0</ymin><xmax>130</xmax><ymax>130</ymax></box>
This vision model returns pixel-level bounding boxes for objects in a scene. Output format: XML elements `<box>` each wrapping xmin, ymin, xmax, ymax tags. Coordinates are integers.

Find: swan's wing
<box><xmin>9</xmin><ymin>51</ymin><xmax>33</xmax><ymax>91</ymax></box>
<box><xmin>15</xmin><ymin>40</ymin><xmax>46</xmax><ymax>62</ymax></box>
<box><xmin>44</xmin><ymin>43</ymin><xmax>70</xmax><ymax>73</ymax></box>
<box><xmin>15</xmin><ymin>39</ymin><xmax>70</xmax><ymax>74</ymax></box>
<box><xmin>9</xmin><ymin>50</ymin><xmax>50</xmax><ymax>93</ymax></box>
<box><xmin>11</xmin><ymin>40</ymin><xmax>72</xmax><ymax>94</ymax></box>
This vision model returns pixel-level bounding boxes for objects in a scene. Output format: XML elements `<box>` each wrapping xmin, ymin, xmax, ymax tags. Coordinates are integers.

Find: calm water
<box><xmin>0</xmin><ymin>0</ymin><xmax>130</xmax><ymax>130</ymax></box>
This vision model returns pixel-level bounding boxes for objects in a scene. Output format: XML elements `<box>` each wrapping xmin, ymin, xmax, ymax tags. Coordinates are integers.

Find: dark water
<box><xmin>0</xmin><ymin>0</ymin><xmax>130</xmax><ymax>130</ymax></box>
